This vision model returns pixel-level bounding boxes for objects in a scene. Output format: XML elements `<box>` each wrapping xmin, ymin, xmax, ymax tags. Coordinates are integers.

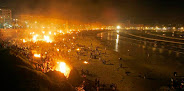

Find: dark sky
<box><xmin>1</xmin><ymin>0</ymin><xmax>184</xmax><ymax>24</ymax></box>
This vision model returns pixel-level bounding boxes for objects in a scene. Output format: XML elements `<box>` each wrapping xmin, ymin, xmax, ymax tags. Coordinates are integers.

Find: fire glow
<box><xmin>56</xmin><ymin>62</ymin><xmax>71</xmax><ymax>78</ymax></box>
<box><xmin>34</xmin><ymin>54</ymin><xmax>41</xmax><ymax>58</ymax></box>
<box><xmin>83</xmin><ymin>61</ymin><xmax>89</xmax><ymax>64</ymax></box>
<box><xmin>43</xmin><ymin>35</ymin><xmax>52</xmax><ymax>43</ymax></box>
<box><xmin>31</xmin><ymin>34</ymin><xmax>52</xmax><ymax>43</ymax></box>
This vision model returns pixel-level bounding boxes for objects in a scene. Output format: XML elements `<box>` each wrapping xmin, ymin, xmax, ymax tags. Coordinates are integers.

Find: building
<box><xmin>0</xmin><ymin>8</ymin><xmax>12</xmax><ymax>28</ymax></box>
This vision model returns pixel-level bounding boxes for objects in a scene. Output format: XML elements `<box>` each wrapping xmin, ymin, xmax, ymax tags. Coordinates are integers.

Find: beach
<box><xmin>1</xmin><ymin>29</ymin><xmax>184</xmax><ymax>91</ymax></box>
<box><xmin>69</xmin><ymin>30</ymin><xmax>184</xmax><ymax>91</ymax></box>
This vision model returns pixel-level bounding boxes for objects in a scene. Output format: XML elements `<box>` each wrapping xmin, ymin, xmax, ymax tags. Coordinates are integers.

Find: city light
<box><xmin>117</xmin><ymin>26</ymin><xmax>121</xmax><ymax>29</ymax></box>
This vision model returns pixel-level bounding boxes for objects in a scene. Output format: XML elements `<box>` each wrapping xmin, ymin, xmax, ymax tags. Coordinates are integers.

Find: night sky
<box><xmin>1</xmin><ymin>0</ymin><xmax>184</xmax><ymax>24</ymax></box>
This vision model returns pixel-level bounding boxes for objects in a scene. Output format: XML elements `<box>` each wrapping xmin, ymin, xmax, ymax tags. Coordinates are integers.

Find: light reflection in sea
<box><xmin>115</xmin><ymin>33</ymin><xmax>119</xmax><ymax>52</ymax></box>
<box><xmin>100</xmin><ymin>33</ymin><xmax>103</xmax><ymax>39</ymax></box>
<box><xmin>152</xmin><ymin>47</ymin><xmax>156</xmax><ymax>52</ymax></box>
<box><xmin>159</xmin><ymin>48</ymin><xmax>163</xmax><ymax>53</ymax></box>
<box><xmin>97</xmin><ymin>31</ymin><xmax>184</xmax><ymax>60</ymax></box>
<box><xmin>107</xmin><ymin>32</ymin><xmax>110</xmax><ymax>40</ymax></box>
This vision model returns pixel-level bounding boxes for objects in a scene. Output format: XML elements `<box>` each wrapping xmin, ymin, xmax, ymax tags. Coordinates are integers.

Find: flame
<box><xmin>42</xmin><ymin>31</ymin><xmax>45</xmax><ymax>34</ymax></box>
<box><xmin>76</xmin><ymin>48</ymin><xmax>80</xmax><ymax>51</ymax></box>
<box><xmin>56</xmin><ymin>62</ymin><xmax>71</xmax><ymax>78</ymax></box>
<box><xmin>33</xmin><ymin>34</ymin><xmax>38</xmax><ymax>42</ymax></box>
<box><xmin>44</xmin><ymin>35</ymin><xmax>52</xmax><ymax>43</ymax></box>
<box><xmin>83</xmin><ymin>61</ymin><xmax>89</xmax><ymax>64</ymax></box>
<box><xmin>49</xmin><ymin>31</ymin><xmax>51</xmax><ymax>35</ymax></box>
<box><xmin>34</xmin><ymin>54</ymin><xmax>41</xmax><ymax>58</ymax></box>
<box><xmin>31</xmin><ymin>34</ymin><xmax>52</xmax><ymax>43</ymax></box>
<box><xmin>23</xmin><ymin>39</ymin><xmax>26</xmax><ymax>43</ymax></box>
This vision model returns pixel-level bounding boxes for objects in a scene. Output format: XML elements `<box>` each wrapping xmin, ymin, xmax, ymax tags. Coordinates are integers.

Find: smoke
<box><xmin>0</xmin><ymin>0</ymin><xmax>122</xmax><ymax>24</ymax></box>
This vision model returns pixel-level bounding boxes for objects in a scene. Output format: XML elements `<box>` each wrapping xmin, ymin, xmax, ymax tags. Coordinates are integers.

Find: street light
<box><xmin>117</xmin><ymin>25</ymin><xmax>121</xmax><ymax>29</ymax></box>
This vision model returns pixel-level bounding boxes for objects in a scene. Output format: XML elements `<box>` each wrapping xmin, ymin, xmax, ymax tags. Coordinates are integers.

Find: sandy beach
<box><xmin>1</xmin><ymin>29</ymin><xmax>184</xmax><ymax>91</ymax></box>
<box><xmin>69</xmin><ymin>30</ymin><xmax>184</xmax><ymax>91</ymax></box>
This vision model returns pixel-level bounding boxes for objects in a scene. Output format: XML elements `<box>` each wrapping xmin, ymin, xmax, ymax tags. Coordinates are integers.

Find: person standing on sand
<box><xmin>174</xmin><ymin>72</ymin><xmax>177</xmax><ymax>77</ymax></box>
<box><xmin>95</xmin><ymin>78</ymin><xmax>97</xmax><ymax>86</ymax></box>
<box><xmin>171</xmin><ymin>78</ymin><xmax>174</xmax><ymax>89</ymax></box>
<box><xmin>102</xmin><ymin>60</ymin><xmax>106</xmax><ymax>64</ymax></box>
<box><xmin>99</xmin><ymin>57</ymin><xmax>101</xmax><ymax>61</ymax></box>
<box><xmin>90</xmin><ymin>52</ymin><xmax>92</xmax><ymax>58</ymax></box>
<box><xmin>119</xmin><ymin>57</ymin><xmax>122</xmax><ymax>61</ymax></box>
<box><xmin>119</xmin><ymin>63</ymin><xmax>122</xmax><ymax>68</ymax></box>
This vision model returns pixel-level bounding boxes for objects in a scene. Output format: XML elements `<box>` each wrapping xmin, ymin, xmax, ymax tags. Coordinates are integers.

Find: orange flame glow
<box><xmin>56</xmin><ymin>62</ymin><xmax>71</xmax><ymax>78</ymax></box>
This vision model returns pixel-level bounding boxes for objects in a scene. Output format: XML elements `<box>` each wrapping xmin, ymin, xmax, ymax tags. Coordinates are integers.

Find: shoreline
<box><xmin>69</xmin><ymin>30</ymin><xmax>169</xmax><ymax>91</ymax></box>
<box><xmin>1</xmin><ymin>29</ymin><xmax>179</xmax><ymax>90</ymax></box>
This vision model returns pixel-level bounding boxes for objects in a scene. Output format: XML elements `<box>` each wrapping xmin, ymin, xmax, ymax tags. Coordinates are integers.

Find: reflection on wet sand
<box><xmin>115</xmin><ymin>34</ymin><xmax>119</xmax><ymax>52</ymax></box>
<box><xmin>152</xmin><ymin>47</ymin><xmax>156</xmax><ymax>52</ymax></box>
<box><xmin>97</xmin><ymin>30</ymin><xmax>184</xmax><ymax>59</ymax></box>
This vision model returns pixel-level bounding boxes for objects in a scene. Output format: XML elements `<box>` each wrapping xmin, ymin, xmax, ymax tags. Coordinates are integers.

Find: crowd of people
<box><xmin>1</xmin><ymin>30</ymin><xmax>123</xmax><ymax>91</ymax></box>
<box><xmin>170</xmin><ymin>72</ymin><xmax>184</xmax><ymax>90</ymax></box>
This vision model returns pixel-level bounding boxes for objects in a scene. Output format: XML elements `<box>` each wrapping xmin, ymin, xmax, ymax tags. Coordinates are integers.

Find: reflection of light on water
<box><xmin>115</xmin><ymin>34</ymin><xmax>119</xmax><ymax>52</ymax></box>
<box><xmin>144</xmin><ymin>42</ymin><xmax>147</xmax><ymax>45</ymax></box>
<box><xmin>110</xmin><ymin>32</ymin><xmax>113</xmax><ymax>40</ymax></box>
<box><xmin>107</xmin><ymin>32</ymin><xmax>110</xmax><ymax>40</ymax></box>
<box><xmin>152</xmin><ymin>47</ymin><xmax>156</xmax><ymax>51</ymax></box>
<box><xmin>159</xmin><ymin>48</ymin><xmax>163</xmax><ymax>53</ymax></box>
<box><xmin>100</xmin><ymin>33</ymin><xmax>103</xmax><ymax>39</ymax></box>
<box><xmin>116</xmin><ymin>30</ymin><xmax>119</xmax><ymax>34</ymax></box>
<box><xmin>154</xmin><ymin>43</ymin><xmax>157</xmax><ymax>47</ymax></box>
<box><xmin>142</xmin><ymin>45</ymin><xmax>146</xmax><ymax>48</ymax></box>
<box><xmin>176</xmin><ymin>52</ymin><xmax>180</xmax><ymax>57</ymax></box>
<box><xmin>168</xmin><ymin>50</ymin><xmax>172</xmax><ymax>55</ymax></box>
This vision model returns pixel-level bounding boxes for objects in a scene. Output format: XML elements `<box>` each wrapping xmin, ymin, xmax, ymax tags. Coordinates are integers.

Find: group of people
<box><xmin>170</xmin><ymin>72</ymin><xmax>184</xmax><ymax>90</ymax></box>
<box><xmin>80</xmin><ymin>68</ymin><xmax>118</xmax><ymax>91</ymax></box>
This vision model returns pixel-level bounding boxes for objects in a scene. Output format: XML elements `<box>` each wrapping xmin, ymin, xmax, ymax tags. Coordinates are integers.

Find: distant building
<box><xmin>0</xmin><ymin>8</ymin><xmax>12</xmax><ymax>28</ymax></box>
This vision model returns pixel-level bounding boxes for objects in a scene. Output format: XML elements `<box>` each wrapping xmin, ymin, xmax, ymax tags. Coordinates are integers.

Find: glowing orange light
<box><xmin>33</xmin><ymin>34</ymin><xmax>38</xmax><ymax>42</ymax></box>
<box><xmin>56</xmin><ymin>62</ymin><xmax>71</xmax><ymax>78</ymax></box>
<box><xmin>83</xmin><ymin>61</ymin><xmax>89</xmax><ymax>64</ymax></box>
<box><xmin>117</xmin><ymin>26</ymin><xmax>121</xmax><ymax>29</ymax></box>
<box><xmin>34</xmin><ymin>54</ymin><xmax>41</xmax><ymax>58</ymax></box>
<box><xmin>42</xmin><ymin>31</ymin><xmax>45</xmax><ymax>34</ymax></box>
<box><xmin>49</xmin><ymin>31</ymin><xmax>51</xmax><ymax>35</ymax></box>
<box><xmin>59</xmin><ymin>30</ymin><xmax>63</xmax><ymax>33</ymax></box>
<box><xmin>43</xmin><ymin>35</ymin><xmax>52</xmax><ymax>43</ymax></box>
<box><xmin>23</xmin><ymin>39</ymin><xmax>26</xmax><ymax>43</ymax></box>
<box><xmin>76</xmin><ymin>48</ymin><xmax>80</xmax><ymax>51</ymax></box>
